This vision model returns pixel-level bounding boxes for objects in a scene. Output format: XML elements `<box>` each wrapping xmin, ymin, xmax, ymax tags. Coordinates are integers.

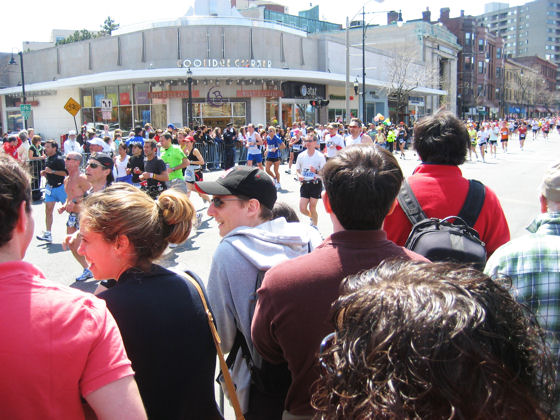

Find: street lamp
<box><xmin>9</xmin><ymin>51</ymin><xmax>27</xmax><ymax>129</ymax></box>
<box><xmin>186</xmin><ymin>67</ymin><xmax>193</xmax><ymax>129</ymax></box>
<box><xmin>353</xmin><ymin>78</ymin><xmax>359</xmax><ymax>96</ymax></box>
<box><xmin>345</xmin><ymin>7</ymin><xmax>402</xmax><ymax>124</ymax></box>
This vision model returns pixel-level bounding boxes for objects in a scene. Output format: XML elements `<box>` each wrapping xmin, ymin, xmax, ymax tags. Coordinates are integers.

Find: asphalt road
<box><xmin>24</xmin><ymin>131</ymin><xmax>559</xmax><ymax>291</ymax></box>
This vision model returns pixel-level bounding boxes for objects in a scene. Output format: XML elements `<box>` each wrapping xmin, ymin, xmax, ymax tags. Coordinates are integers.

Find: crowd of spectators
<box><xmin>2</xmin><ymin>111</ymin><xmax>560</xmax><ymax>419</ymax></box>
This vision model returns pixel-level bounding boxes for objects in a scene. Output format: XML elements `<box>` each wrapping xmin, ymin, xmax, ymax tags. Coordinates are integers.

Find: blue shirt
<box><xmin>126</xmin><ymin>136</ymin><xmax>145</xmax><ymax>149</ymax></box>
<box><xmin>266</xmin><ymin>135</ymin><xmax>283</xmax><ymax>159</ymax></box>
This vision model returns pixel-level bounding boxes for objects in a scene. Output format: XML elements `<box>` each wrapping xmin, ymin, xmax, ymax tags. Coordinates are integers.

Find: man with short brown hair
<box><xmin>252</xmin><ymin>145</ymin><xmax>427</xmax><ymax>418</ymax></box>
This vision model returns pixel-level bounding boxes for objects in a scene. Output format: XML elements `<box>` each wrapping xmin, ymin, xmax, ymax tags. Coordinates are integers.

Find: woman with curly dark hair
<box><xmin>312</xmin><ymin>260</ymin><xmax>558</xmax><ymax>420</ymax></box>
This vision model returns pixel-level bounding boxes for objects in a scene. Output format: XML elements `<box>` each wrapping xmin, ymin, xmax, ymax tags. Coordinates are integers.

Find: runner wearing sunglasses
<box><xmin>64</xmin><ymin>152</ymin><xmax>114</xmax><ymax>282</ymax></box>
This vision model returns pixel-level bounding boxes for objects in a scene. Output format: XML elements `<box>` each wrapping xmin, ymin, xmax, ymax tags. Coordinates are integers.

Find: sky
<box><xmin>1</xmin><ymin>0</ymin><xmax>528</xmax><ymax>53</ymax></box>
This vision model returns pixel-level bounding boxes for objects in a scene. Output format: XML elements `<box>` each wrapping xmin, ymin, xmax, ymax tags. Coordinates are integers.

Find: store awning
<box><xmin>535</xmin><ymin>106</ymin><xmax>548</xmax><ymax>113</ymax></box>
<box><xmin>0</xmin><ymin>68</ymin><xmax>447</xmax><ymax>97</ymax></box>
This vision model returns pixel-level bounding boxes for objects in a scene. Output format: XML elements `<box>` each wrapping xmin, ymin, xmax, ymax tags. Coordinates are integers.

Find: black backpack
<box><xmin>397</xmin><ymin>179</ymin><xmax>487</xmax><ymax>269</ymax></box>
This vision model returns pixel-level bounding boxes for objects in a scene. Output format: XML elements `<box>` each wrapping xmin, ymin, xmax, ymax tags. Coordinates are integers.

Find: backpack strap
<box><xmin>457</xmin><ymin>180</ymin><xmax>486</xmax><ymax>228</ymax></box>
<box><xmin>397</xmin><ymin>180</ymin><xmax>428</xmax><ymax>225</ymax></box>
<box><xmin>226</xmin><ymin>269</ymin><xmax>267</xmax><ymax>372</ymax></box>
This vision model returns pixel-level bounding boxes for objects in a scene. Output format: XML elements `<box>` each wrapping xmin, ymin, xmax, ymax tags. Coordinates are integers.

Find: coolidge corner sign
<box><xmin>178</xmin><ymin>58</ymin><xmax>273</xmax><ymax>68</ymax></box>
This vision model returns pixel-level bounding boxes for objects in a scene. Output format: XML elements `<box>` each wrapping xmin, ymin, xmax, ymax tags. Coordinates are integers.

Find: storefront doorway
<box><xmin>280</xmin><ymin>100</ymin><xmax>316</xmax><ymax>128</ymax></box>
<box><xmin>185</xmin><ymin>100</ymin><xmax>248</xmax><ymax>129</ymax></box>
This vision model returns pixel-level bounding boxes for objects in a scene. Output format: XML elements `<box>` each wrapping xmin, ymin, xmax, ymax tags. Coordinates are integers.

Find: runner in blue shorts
<box><xmin>246</xmin><ymin>123</ymin><xmax>264</xmax><ymax>169</ymax></box>
<box><xmin>37</xmin><ymin>140</ymin><xmax>68</xmax><ymax>243</ymax></box>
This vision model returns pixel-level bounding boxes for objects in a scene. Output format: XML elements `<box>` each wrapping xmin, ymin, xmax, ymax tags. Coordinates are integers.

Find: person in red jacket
<box><xmin>518</xmin><ymin>121</ymin><xmax>528</xmax><ymax>151</ymax></box>
<box><xmin>2</xmin><ymin>135</ymin><xmax>22</xmax><ymax>160</ymax></box>
<box><xmin>383</xmin><ymin>111</ymin><xmax>510</xmax><ymax>256</ymax></box>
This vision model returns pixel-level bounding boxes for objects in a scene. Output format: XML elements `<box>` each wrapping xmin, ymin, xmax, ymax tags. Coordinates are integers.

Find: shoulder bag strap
<box><xmin>182</xmin><ymin>270</ymin><xmax>246</xmax><ymax>420</ymax></box>
<box><xmin>456</xmin><ymin>180</ymin><xmax>486</xmax><ymax>228</ymax></box>
<box><xmin>397</xmin><ymin>179</ymin><xmax>428</xmax><ymax>225</ymax></box>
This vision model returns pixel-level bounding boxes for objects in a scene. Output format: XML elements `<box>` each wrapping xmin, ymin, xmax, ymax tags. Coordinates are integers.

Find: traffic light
<box><xmin>310</xmin><ymin>99</ymin><xmax>329</xmax><ymax>108</ymax></box>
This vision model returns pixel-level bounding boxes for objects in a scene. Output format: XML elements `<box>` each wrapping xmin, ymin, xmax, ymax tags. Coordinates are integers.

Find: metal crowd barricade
<box><xmin>195</xmin><ymin>142</ymin><xmax>248</xmax><ymax>170</ymax></box>
<box><xmin>29</xmin><ymin>159</ymin><xmax>45</xmax><ymax>200</ymax></box>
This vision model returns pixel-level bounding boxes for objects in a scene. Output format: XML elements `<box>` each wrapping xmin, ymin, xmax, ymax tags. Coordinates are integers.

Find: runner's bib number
<box><xmin>302</xmin><ymin>169</ymin><xmax>315</xmax><ymax>181</ymax></box>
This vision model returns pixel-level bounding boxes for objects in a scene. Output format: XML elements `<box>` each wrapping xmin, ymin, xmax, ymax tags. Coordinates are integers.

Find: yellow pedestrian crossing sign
<box><xmin>64</xmin><ymin>97</ymin><xmax>81</xmax><ymax>117</ymax></box>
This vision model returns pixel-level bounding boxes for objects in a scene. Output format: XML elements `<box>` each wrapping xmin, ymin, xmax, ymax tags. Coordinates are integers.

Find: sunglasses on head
<box><xmin>211</xmin><ymin>197</ymin><xmax>244</xmax><ymax>208</ymax></box>
<box><xmin>65</xmin><ymin>157</ymin><xmax>79</xmax><ymax>161</ymax></box>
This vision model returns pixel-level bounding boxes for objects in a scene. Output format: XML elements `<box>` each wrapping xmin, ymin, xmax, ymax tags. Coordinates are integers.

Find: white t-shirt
<box><xmin>64</xmin><ymin>139</ymin><xmax>83</xmax><ymax>155</ymax></box>
<box><xmin>345</xmin><ymin>134</ymin><xmax>364</xmax><ymax>147</ymax></box>
<box><xmin>246</xmin><ymin>131</ymin><xmax>260</xmax><ymax>155</ymax></box>
<box><xmin>114</xmin><ymin>154</ymin><xmax>130</xmax><ymax>178</ymax></box>
<box><xmin>296</xmin><ymin>150</ymin><xmax>326</xmax><ymax>181</ymax></box>
<box><xmin>325</xmin><ymin>134</ymin><xmax>345</xmax><ymax>158</ymax></box>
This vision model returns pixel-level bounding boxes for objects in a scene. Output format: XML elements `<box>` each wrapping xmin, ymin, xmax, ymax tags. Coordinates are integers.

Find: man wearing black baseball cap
<box><xmin>195</xmin><ymin>166</ymin><xmax>322</xmax><ymax>417</ymax></box>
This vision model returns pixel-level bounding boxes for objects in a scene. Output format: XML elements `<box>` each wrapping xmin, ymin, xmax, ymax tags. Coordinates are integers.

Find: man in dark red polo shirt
<box><xmin>251</xmin><ymin>145</ymin><xmax>428</xmax><ymax>418</ymax></box>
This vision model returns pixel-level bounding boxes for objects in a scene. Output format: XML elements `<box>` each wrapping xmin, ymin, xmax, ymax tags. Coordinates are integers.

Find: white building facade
<box><xmin>1</xmin><ymin>13</ymin><xmax>453</xmax><ymax>139</ymax></box>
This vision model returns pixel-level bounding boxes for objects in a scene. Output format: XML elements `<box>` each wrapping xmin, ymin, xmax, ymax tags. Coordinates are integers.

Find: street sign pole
<box><xmin>64</xmin><ymin>97</ymin><xmax>82</xmax><ymax>136</ymax></box>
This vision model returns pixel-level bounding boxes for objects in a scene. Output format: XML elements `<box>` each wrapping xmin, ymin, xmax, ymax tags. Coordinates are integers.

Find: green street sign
<box><xmin>20</xmin><ymin>104</ymin><xmax>31</xmax><ymax>120</ymax></box>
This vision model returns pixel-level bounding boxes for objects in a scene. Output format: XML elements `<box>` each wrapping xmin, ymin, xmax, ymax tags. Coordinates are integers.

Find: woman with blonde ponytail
<box><xmin>77</xmin><ymin>183</ymin><xmax>222</xmax><ymax>420</ymax></box>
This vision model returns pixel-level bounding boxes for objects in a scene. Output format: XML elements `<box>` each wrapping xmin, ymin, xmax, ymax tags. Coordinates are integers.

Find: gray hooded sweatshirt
<box><xmin>207</xmin><ymin>217</ymin><xmax>323</xmax><ymax>411</ymax></box>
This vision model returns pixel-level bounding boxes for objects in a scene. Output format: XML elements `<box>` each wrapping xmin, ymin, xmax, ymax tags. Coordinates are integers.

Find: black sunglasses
<box><xmin>65</xmin><ymin>157</ymin><xmax>79</xmax><ymax>161</ymax></box>
<box><xmin>87</xmin><ymin>162</ymin><xmax>100</xmax><ymax>168</ymax></box>
<box><xmin>211</xmin><ymin>197</ymin><xmax>244</xmax><ymax>208</ymax></box>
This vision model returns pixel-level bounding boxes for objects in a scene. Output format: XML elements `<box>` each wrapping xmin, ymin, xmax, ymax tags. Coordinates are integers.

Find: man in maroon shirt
<box><xmin>251</xmin><ymin>145</ymin><xmax>428</xmax><ymax>418</ymax></box>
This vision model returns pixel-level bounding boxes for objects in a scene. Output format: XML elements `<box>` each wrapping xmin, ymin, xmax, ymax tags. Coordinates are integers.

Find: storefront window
<box><xmin>266</xmin><ymin>99</ymin><xmax>279</xmax><ymax>126</ymax></box>
<box><xmin>119</xmin><ymin>106</ymin><xmax>133</xmax><ymax>132</ymax></box>
<box><xmin>5</xmin><ymin>96</ymin><xmax>19</xmax><ymax>107</ymax></box>
<box><xmin>80</xmin><ymin>83</ymin><xmax>167</xmax><ymax>132</ymax></box>
<box><xmin>82</xmin><ymin>108</ymin><xmax>94</xmax><ymax>125</ymax></box>
<box><xmin>119</xmin><ymin>85</ymin><xmax>132</xmax><ymax>106</ymax></box>
<box><xmin>106</xmin><ymin>86</ymin><xmax>118</xmax><ymax>108</ymax></box>
<box><xmin>135</xmin><ymin>84</ymin><xmax>149</xmax><ymax>105</ymax></box>
<box><xmin>202</xmin><ymin>103</ymin><xmax>230</xmax><ymax>117</ymax></box>
<box><xmin>7</xmin><ymin>110</ymin><xmax>23</xmax><ymax>132</ymax></box>
<box><xmin>282</xmin><ymin>104</ymin><xmax>293</xmax><ymax>127</ymax></box>
<box><xmin>152</xmin><ymin>104</ymin><xmax>167</xmax><ymax>130</ymax></box>
<box><xmin>187</xmin><ymin>101</ymin><xmax>246</xmax><ymax>128</ymax></box>
<box><xmin>328</xmin><ymin>108</ymin><xmax>358</xmax><ymax>123</ymax></box>
<box><xmin>93</xmin><ymin>87</ymin><xmax>105</xmax><ymax>108</ymax></box>
<box><xmin>232</xmin><ymin>102</ymin><xmax>245</xmax><ymax>116</ymax></box>
<box><xmin>137</xmin><ymin>105</ymin><xmax>151</xmax><ymax>127</ymax></box>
